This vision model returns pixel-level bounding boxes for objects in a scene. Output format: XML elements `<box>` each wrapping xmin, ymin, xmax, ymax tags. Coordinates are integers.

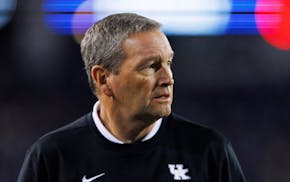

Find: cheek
<box><xmin>126</xmin><ymin>77</ymin><xmax>154</xmax><ymax>97</ymax></box>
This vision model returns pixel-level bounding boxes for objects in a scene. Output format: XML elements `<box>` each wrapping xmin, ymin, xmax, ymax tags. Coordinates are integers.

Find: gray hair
<box><xmin>80</xmin><ymin>13</ymin><xmax>161</xmax><ymax>96</ymax></box>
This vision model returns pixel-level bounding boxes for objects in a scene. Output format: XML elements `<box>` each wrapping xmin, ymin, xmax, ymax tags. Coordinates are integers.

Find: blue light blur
<box><xmin>43</xmin><ymin>0</ymin><xmax>263</xmax><ymax>36</ymax></box>
<box><xmin>45</xmin><ymin>14</ymin><xmax>73</xmax><ymax>34</ymax></box>
<box><xmin>43</xmin><ymin>0</ymin><xmax>79</xmax><ymax>35</ymax></box>
<box><xmin>226</xmin><ymin>14</ymin><xmax>258</xmax><ymax>34</ymax></box>
<box><xmin>43</xmin><ymin>0</ymin><xmax>84</xmax><ymax>12</ymax></box>
<box><xmin>226</xmin><ymin>0</ymin><xmax>258</xmax><ymax>34</ymax></box>
<box><xmin>231</xmin><ymin>0</ymin><xmax>256</xmax><ymax>12</ymax></box>
<box><xmin>0</xmin><ymin>0</ymin><xmax>17</xmax><ymax>29</ymax></box>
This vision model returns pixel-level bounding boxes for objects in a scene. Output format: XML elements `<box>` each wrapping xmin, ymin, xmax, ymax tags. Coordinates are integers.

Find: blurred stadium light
<box><xmin>0</xmin><ymin>0</ymin><xmax>17</xmax><ymax>29</ymax></box>
<box><xmin>92</xmin><ymin>0</ymin><xmax>232</xmax><ymax>35</ymax></box>
<box><xmin>43</xmin><ymin>0</ymin><xmax>232</xmax><ymax>35</ymax></box>
<box><xmin>256</xmin><ymin>0</ymin><xmax>290</xmax><ymax>50</ymax></box>
<box><xmin>43</xmin><ymin>0</ymin><xmax>290</xmax><ymax>50</ymax></box>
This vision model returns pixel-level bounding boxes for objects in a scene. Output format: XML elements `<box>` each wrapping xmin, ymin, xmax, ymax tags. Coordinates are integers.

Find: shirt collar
<box><xmin>92</xmin><ymin>101</ymin><xmax>162</xmax><ymax>144</ymax></box>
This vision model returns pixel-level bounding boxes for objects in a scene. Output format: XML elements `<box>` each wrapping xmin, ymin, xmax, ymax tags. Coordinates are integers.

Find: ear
<box><xmin>91</xmin><ymin>65</ymin><xmax>113</xmax><ymax>97</ymax></box>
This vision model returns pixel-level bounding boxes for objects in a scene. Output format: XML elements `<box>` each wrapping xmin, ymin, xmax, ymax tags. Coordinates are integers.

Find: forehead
<box><xmin>122</xmin><ymin>29</ymin><xmax>173</xmax><ymax>58</ymax></box>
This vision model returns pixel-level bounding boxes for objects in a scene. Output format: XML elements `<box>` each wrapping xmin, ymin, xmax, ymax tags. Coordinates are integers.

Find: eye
<box><xmin>167</xmin><ymin>60</ymin><xmax>173</xmax><ymax>68</ymax></box>
<box><xmin>149</xmin><ymin>62</ymin><xmax>158</xmax><ymax>68</ymax></box>
<box><xmin>142</xmin><ymin>61</ymin><xmax>159</xmax><ymax>70</ymax></box>
<box><xmin>149</xmin><ymin>62</ymin><xmax>161</xmax><ymax>71</ymax></box>
<box><xmin>139</xmin><ymin>61</ymin><xmax>161</xmax><ymax>75</ymax></box>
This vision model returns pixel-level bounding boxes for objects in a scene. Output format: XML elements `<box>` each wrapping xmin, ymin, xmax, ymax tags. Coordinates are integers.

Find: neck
<box><xmin>98</xmin><ymin>102</ymin><xmax>157</xmax><ymax>143</ymax></box>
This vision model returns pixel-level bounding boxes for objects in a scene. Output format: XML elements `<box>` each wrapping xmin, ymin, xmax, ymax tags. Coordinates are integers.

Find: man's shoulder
<box><xmin>28</xmin><ymin>113</ymin><xmax>92</xmax><ymax>153</ymax></box>
<box><xmin>166</xmin><ymin>113</ymin><xmax>228</xmax><ymax>144</ymax></box>
<box><xmin>43</xmin><ymin>112</ymin><xmax>91</xmax><ymax>139</ymax></box>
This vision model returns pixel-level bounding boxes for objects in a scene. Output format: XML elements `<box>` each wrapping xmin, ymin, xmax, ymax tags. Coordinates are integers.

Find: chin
<box><xmin>145</xmin><ymin>103</ymin><xmax>172</xmax><ymax>119</ymax></box>
<box><xmin>161</xmin><ymin>110</ymin><xmax>171</xmax><ymax>117</ymax></box>
<box><xmin>155</xmin><ymin>106</ymin><xmax>172</xmax><ymax>117</ymax></box>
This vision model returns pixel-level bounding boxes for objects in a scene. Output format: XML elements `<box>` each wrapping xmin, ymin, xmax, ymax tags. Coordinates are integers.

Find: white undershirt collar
<box><xmin>92</xmin><ymin>101</ymin><xmax>162</xmax><ymax>144</ymax></box>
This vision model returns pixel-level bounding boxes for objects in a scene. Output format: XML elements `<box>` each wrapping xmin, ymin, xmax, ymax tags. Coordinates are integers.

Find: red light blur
<box><xmin>256</xmin><ymin>0</ymin><xmax>290</xmax><ymax>50</ymax></box>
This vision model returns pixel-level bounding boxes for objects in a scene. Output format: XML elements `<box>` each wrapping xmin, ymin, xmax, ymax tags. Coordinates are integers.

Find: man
<box><xmin>18</xmin><ymin>13</ymin><xmax>245</xmax><ymax>182</ymax></box>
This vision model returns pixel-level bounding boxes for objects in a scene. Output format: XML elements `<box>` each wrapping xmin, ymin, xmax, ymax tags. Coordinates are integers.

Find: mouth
<box><xmin>153</xmin><ymin>93</ymin><xmax>171</xmax><ymax>103</ymax></box>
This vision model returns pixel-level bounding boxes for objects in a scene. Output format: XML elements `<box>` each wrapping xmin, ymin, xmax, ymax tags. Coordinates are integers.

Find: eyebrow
<box><xmin>141</xmin><ymin>51</ymin><xmax>175</xmax><ymax>63</ymax></box>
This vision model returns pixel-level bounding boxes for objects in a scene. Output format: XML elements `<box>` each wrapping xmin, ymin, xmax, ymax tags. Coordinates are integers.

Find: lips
<box><xmin>154</xmin><ymin>93</ymin><xmax>170</xmax><ymax>98</ymax></box>
<box><xmin>153</xmin><ymin>93</ymin><xmax>171</xmax><ymax>102</ymax></box>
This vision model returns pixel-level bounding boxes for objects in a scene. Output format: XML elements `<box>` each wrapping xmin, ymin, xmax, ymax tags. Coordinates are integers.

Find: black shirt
<box><xmin>18</xmin><ymin>113</ymin><xmax>245</xmax><ymax>182</ymax></box>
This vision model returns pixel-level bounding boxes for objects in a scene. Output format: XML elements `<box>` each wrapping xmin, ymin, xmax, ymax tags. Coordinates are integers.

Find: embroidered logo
<box><xmin>82</xmin><ymin>173</ymin><xmax>105</xmax><ymax>182</ymax></box>
<box><xmin>168</xmin><ymin>164</ymin><xmax>191</xmax><ymax>180</ymax></box>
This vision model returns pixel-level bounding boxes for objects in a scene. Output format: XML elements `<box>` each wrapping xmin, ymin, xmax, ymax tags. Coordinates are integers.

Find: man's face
<box><xmin>108</xmin><ymin>29</ymin><xmax>174</xmax><ymax>121</ymax></box>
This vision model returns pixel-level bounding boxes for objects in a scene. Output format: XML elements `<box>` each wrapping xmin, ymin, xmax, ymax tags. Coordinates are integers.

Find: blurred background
<box><xmin>1</xmin><ymin>0</ymin><xmax>290</xmax><ymax>181</ymax></box>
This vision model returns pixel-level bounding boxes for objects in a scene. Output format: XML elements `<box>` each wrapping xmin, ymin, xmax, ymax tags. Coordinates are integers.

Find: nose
<box><xmin>158</xmin><ymin>66</ymin><xmax>174</xmax><ymax>87</ymax></box>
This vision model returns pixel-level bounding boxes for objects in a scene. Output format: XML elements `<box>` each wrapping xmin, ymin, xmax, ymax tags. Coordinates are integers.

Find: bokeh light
<box><xmin>42</xmin><ymin>0</ymin><xmax>290</xmax><ymax>50</ymax></box>
<box><xmin>44</xmin><ymin>0</ymin><xmax>232</xmax><ymax>37</ymax></box>
<box><xmin>43</xmin><ymin>0</ymin><xmax>84</xmax><ymax>34</ymax></box>
<box><xmin>72</xmin><ymin>0</ymin><xmax>94</xmax><ymax>43</ymax></box>
<box><xmin>93</xmin><ymin>0</ymin><xmax>232</xmax><ymax>35</ymax></box>
<box><xmin>226</xmin><ymin>0</ymin><xmax>258</xmax><ymax>34</ymax></box>
<box><xmin>256</xmin><ymin>0</ymin><xmax>290</xmax><ymax>50</ymax></box>
<box><xmin>0</xmin><ymin>0</ymin><xmax>17</xmax><ymax>29</ymax></box>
